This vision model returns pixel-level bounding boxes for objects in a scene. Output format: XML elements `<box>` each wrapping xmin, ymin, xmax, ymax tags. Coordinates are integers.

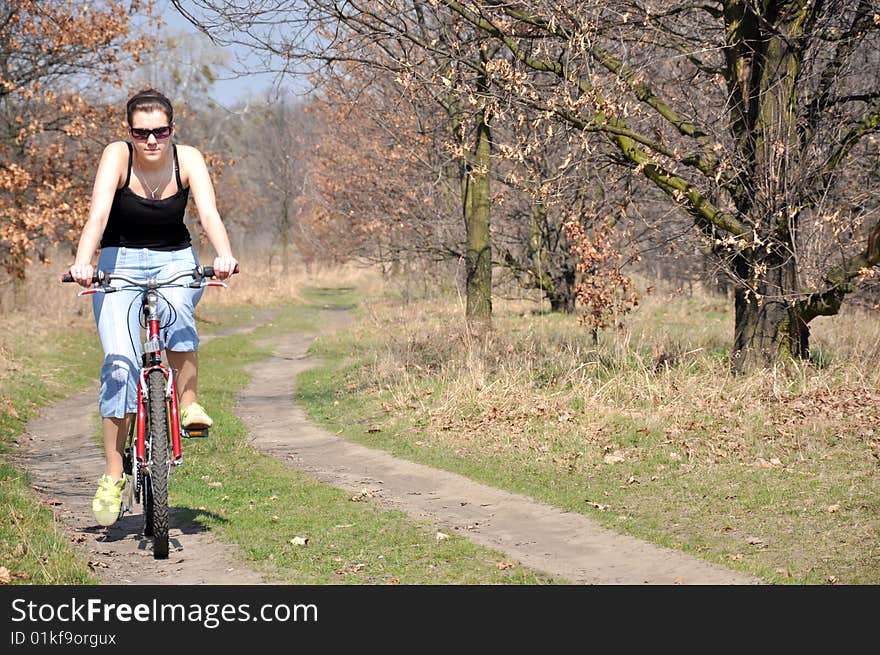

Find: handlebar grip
<box><xmin>61</xmin><ymin>272</ymin><xmax>102</xmax><ymax>283</ymax></box>
<box><xmin>202</xmin><ymin>263</ymin><xmax>240</xmax><ymax>279</ymax></box>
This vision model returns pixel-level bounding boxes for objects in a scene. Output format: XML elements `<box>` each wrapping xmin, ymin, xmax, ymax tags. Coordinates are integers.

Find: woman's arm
<box><xmin>70</xmin><ymin>142</ymin><xmax>127</xmax><ymax>286</ymax></box>
<box><xmin>180</xmin><ymin>145</ymin><xmax>238</xmax><ymax>279</ymax></box>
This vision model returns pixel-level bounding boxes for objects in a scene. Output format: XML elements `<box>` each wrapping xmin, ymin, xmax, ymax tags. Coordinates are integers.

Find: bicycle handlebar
<box><xmin>61</xmin><ymin>264</ymin><xmax>239</xmax><ymax>285</ymax></box>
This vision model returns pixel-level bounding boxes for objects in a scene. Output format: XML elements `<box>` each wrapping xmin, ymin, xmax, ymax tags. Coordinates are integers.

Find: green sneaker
<box><xmin>92</xmin><ymin>474</ymin><xmax>127</xmax><ymax>527</ymax></box>
<box><xmin>180</xmin><ymin>402</ymin><xmax>213</xmax><ymax>429</ymax></box>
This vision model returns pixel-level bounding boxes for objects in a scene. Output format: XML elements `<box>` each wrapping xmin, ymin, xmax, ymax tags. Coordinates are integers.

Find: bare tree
<box><xmin>430</xmin><ymin>0</ymin><xmax>880</xmax><ymax>371</ymax></box>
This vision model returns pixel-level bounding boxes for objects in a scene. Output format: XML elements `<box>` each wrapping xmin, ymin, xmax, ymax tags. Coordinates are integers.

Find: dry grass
<box><xmin>352</xmin><ymin>278</ymin><xmax>880</xmax><ymax>462</ymax></box>
<box><xmin>306</xmin><ymin>275</ymin><xmax>880</xmax><ymax>582</ymax></box>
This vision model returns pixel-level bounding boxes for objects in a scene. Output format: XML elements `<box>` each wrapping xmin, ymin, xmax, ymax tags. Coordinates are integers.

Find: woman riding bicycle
<box><xmin>68</xmin><ymin>88</ymin><xmax>237</xmax><ymax>527</ymax></box>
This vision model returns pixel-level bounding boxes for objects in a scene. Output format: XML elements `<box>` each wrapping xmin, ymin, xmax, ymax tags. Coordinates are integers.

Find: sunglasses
<box><xmin>129</xmin><ymin>125</ymin><xmax>172</xmax><ymax>141</ymax></box>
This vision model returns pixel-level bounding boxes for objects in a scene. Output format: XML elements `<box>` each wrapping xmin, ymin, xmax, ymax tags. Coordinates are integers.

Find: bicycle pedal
<box><xmin>182</xmin><ymin>427</ymin><xmax>209</xmax><ymax>439</ymax></box>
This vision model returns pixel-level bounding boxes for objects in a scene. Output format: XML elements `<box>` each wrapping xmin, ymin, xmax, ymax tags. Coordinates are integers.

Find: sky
<box><xmin>153</xmin><ymin>1</ymin><xmax>285</xmax><ymax>104</ymax></box>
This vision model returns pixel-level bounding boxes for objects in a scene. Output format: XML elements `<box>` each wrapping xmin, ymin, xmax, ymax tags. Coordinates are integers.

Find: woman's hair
<box><xmin>126</xmin><ymin>88</ymin><xmax>174</xmax><ymax>125</ymax></box>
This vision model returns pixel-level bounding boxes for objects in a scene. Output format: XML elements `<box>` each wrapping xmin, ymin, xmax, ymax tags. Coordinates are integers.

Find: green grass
<box><xmin>1</xmin><ymin>297</ymin><xmax>557</xmax><ymax>585</ymax></box>
<box><xmin>168</xmin><ymin>305</ymin><xmax>557</xmax><ymax>584</ymax></box>
<box><xmin>0</xmin><ymin>326</ymin><xmax>103</xmax><ymax>584</ymax></box>
<box><xmin>295</xmin><ymin>290</ymin><xmax>880</xmax><ymax>585</ymax></box>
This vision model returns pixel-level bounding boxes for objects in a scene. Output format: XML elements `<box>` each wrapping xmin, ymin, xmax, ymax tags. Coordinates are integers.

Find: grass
<box><xmin>295</xmin><ymin>276</ymin><xmax>880</xmax><ymax>585</ymax></box>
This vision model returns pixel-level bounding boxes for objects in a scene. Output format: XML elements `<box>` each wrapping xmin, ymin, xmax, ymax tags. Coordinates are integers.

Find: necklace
<box><xmin>134</xmin><ymin>160</ymin><xmax>169</xmax><ymax>199</ymax></box>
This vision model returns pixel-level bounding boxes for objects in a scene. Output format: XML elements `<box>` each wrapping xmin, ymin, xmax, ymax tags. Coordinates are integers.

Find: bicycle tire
<box><xmin>147</xmin><ymin>368</ymin><xmax>170</xmax><ymax>559</ymax></box>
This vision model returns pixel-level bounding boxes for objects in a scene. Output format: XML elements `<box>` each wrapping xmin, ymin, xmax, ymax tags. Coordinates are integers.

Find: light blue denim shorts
<box><xmin>92</xmin><ymin>246</ymin><xmax>205</xmax><ymax>418</ymax></box>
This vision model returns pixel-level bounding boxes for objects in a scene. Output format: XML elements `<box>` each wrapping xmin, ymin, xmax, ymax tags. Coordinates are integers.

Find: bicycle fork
<box><xmin>135</xmin><ymin>291</ymin><xmax>183</xmax><ymax>471</ymax></box>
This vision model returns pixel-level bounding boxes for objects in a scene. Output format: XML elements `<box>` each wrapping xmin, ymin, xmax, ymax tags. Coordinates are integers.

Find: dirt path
<box><xmin>12</xmin><ymin>313</ymin><xmax>279</xmax><ymax>585</ymax></box>
<box><xmin>15</xmin><ymin>306</ymin><xmax>761</xmax><ymax>585</ymax></box>
<box><xmin>238</xmin><ymin>309</ymin><xmax>761</xmax><ymax>585</ymax></box>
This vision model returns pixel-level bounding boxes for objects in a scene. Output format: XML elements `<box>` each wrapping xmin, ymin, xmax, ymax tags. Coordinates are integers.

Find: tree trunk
<box><xmin>731</xmin><ymin>248</ymin><xmax>810</xmax><ymax>372</ymax></box>
<box><xmin>463</xmin><ymin>109</ymin><xmax>492</xmax><ymax>325</ymax></box>
<box><xmin>280</xmin><ymin>197</ymin><xmax>290</xmax><ymax>274</ymax></box>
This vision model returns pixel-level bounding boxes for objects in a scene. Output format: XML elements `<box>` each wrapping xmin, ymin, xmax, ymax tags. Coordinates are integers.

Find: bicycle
<box><xmin>62</xmin><ymin>264</ymin><xmax>237</xmax><ymax>559</ymax></box>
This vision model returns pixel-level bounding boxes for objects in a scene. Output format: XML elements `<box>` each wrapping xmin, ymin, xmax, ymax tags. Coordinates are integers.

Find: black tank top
<box><xmin>100</xmin><ymin>142</ymin><xmax>192</xmax><ymax>250</ymax></box>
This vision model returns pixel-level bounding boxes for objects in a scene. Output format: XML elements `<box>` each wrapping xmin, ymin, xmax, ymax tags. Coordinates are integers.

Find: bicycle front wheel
<box><xmin>146</xmin><ymin>368</ymin><xmax>170</xmax><ymax>559</ymax></box>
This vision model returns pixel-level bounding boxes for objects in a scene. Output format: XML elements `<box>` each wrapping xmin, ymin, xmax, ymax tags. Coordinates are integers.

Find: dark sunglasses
<box><xmin>129</xmin><ymin>125</ymin><xmax>172</xmax><ymax>141</ymax></box>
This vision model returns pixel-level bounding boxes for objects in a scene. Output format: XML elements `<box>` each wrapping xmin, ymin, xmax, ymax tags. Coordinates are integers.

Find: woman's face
<box><xmin>129</xmin><ymin>109</ymin><xmax>173</xmax><ymax>161</ymax></box>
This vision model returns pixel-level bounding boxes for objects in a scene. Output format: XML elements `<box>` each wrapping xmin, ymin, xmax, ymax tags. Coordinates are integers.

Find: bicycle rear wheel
<box><xmin>146</xmin><ymin>368</ymin><xmax>170</xmax><ymax>559</ymax></box>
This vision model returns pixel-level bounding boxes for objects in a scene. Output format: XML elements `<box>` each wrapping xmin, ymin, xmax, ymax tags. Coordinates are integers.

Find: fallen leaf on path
<box><xmin>46</xmin><ymin>498</ymin><xmax>62</xmax><ymax>506</ymax></box>
<box><xmin>351</xmin><ymin>488</ymin><xmax>380</xmax><ymax>502</ymax></box>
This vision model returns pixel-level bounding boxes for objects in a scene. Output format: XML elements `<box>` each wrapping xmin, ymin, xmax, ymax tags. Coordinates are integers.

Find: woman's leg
<box><xmin>156</xmin><ymin>247</ymin><xmax>206</xmax><ymax>421</ymax></box>
<box><xmin>167</xmin><ymin>350</ymin><xmax>198</xmax><ymax>408</ymax></box>
<box><xmin>92</xmin><ymin>247</ymin><xmax>141</xmax><ymax>481</ymax></box>
<box><xmin>102</xmin><ymin>415</ymin><xmax>133</xmax><ymax>479</ymax></box>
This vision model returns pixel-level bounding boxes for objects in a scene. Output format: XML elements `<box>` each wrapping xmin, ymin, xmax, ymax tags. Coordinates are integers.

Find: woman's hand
<box><xmin>212</xmin><ymin>255</ymin><xmax>238</xmax><ymax>280</ymax></box>
<box><xmin>69</xmin><ymin>262</ymin><xmax>95</xmax><ymax>287</ymax></box>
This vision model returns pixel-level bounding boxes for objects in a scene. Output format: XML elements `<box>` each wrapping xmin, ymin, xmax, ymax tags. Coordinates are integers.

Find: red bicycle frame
<box><xmin>135</xmin><ymin>290</ymin><xmax>183</xmax><ymax>466</ymax></box>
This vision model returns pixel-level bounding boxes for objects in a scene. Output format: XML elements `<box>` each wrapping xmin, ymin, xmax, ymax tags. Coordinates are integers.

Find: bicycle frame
<box><xmin>136</xmin><ymin>286</ymin><xmax>183</xmax><ymax>469</ymax></box>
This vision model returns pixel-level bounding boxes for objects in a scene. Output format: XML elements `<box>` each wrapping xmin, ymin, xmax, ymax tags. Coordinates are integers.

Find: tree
<box><xmin>432</xmin><ymin>0</ymin><xmax>880</xmax><ymax>371</ymax></box>
<box><xmin>0</xmin><ymin>1</ymin><xmax>152</xmax><ymax>281</ymax></box>
<box><xmin>172</xmin><ymin>0</ymin><xmax>505</xmax><ymax>324</ymax></box>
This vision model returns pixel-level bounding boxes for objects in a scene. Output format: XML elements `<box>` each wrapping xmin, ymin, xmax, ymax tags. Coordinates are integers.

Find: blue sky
<box><xmin>154</xmin><ymin>1</ymin><xmax>283</xmax><ymax>103</ymax></box>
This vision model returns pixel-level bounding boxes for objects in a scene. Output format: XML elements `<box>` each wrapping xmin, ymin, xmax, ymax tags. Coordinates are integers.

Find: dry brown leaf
<box><xmin>496</xmin><ymin>562</ymin><xmax>515</xmax><ymax>570</ymax></box>
<box><xmin>289</xmin><ymin>537</ymin><xmax>309</xmax><ymax>546</ymax></box>
<box><xmin>351</xmin><ymin>488</ymin><xmax>380</xmax><ymax>502</ymax></box>
<box><xmin>729</xmin><ymin>553</ymin><xmax>744</xmax><ymax>561</ymax></box>
<box><xmin>0</xmin><ymin>567</ymin><xmax>11</xmax><ymax>584</ymax></box>
<box><xmin>827</xmin><ymin>575</ymin><xmax>839</xmax><ymax>585</ymax></box>
<box><xmin>367</xmin><ymin>425</ymin><xmax>382</xmax><ymax>433</ymax></box>
<box><xmin>827</xmin><ymin>504</ymin><xmax>841</xmax><ymax>513</ymax></box>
